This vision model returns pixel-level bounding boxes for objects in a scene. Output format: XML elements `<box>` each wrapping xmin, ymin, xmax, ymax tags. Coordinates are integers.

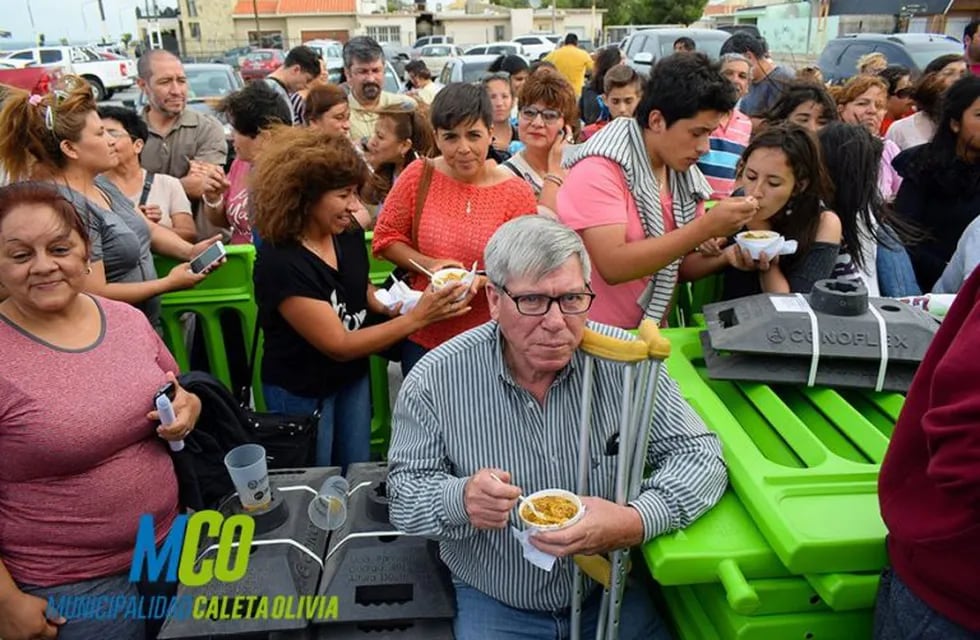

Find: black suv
<box><xmin>818</xmin><ymin>33</ymin><xmax>963</xmax><ymax>84</ymax></box>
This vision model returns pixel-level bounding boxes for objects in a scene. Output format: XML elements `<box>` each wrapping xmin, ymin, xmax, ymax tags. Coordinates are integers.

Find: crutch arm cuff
<box><xmin>442</xmin><ymin>475</ymin><xmax>473</xmax><ymax>527</ymax></box>
<box><xmin>628</xmin><ymin>493</ymin><xmax>675</xmax><ymax>541</ymax></box>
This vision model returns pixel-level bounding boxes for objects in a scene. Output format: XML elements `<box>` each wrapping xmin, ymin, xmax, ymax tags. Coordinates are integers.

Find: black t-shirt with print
<box><xmin>254</xmin><ymin>229</ymin><xmax>370</xmax><ymax>398</ymax></box>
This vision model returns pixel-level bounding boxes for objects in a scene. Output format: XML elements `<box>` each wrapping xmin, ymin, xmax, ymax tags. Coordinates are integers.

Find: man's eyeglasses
<box><xmin>519</xmin><ymin>106</ymin><xmax>562</xmax><ymax>124</ymax></box>
<box><xmin>497</xmin><ymin>284</ymin><xmax>595</xmax><ymax>316</ymax></box>
<box><xmin>892</xmin><ymin>87</ymin><xmax>914</xmax><ymax>99</ymax></box>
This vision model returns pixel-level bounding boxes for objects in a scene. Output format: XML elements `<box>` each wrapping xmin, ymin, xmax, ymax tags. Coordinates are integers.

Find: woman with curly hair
<box><xmin>252</xmin><ymin>127</ymin><xmax>467</xmax><ymax>468</ymax></box>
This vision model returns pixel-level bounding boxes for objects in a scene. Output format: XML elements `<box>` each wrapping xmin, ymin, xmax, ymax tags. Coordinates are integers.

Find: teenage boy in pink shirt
<box><xmin>559</xmin><ymin>53</ymin><xmax>759</xmax><ymax>329</ymax></box>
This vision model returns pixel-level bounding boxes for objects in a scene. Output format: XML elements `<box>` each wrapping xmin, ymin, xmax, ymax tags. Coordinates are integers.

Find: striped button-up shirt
<box><xmin>387</xmin><ymin>321</ymin><xmax>727</xmax><ymax>612</ymax></box>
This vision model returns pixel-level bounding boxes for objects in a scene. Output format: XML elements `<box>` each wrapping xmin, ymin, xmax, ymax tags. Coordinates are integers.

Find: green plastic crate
<box><xmin>664</xmin><ymin>584</ymin><xmax>873</xmax><ymax>640</ymax></box>
<box><xmin>643</xmin><ymin>491</ymin><xmax>790</xmax><ymax>614</ymax></box>
<box><xmin>660</xmin><ymin>329</ymin><xmax>903</xmax><ymax>575</ymax></box>
<box><xmin>643</xmin><ymin>487</ymin><xmax>881</xmax><ymax>614</ymax></box>
<box><xmin>365</xmin><ymin>230</ymin><xmax>395</xmax><ymax>286</ymax></box>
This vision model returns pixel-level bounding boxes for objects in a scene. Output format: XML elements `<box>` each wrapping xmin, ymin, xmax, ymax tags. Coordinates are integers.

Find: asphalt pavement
<box><xmin>100</xmin><ymin>86</ymin><xmax>141</xmax><ymax>108</ymax></box>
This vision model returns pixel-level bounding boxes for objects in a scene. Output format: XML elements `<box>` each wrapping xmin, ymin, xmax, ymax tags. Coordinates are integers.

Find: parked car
<box><xmin>0</xmin><ymin>45</ymin><xmax>135</xmax><ymax>100</ymax></box>
<box><xmin>304</xmin><ymin>38</ymin><xmax>344</xmax><ymax>63</ymax></box>
<box><xmin>464</xmin><ymin>42</ymin><xmax>526</xmax><ymax>57</ymax></box>
<box><xmin>381</xmin><ymin>42</ymin><xmax>412</xmax><ymax>77</ymax></box>
<box><xmin>412</xmin><ymin>35</ymin><xmax>454</xmax><ymax>54</ymax></box>
<box><xmin>417</xmin><ymin>44</ymin><xmax>464</xmax><ymax>78</ymax></box>
<box><xmin>240</xmin><ymin>49</ymin><xmax>284</xmax><ymax>81</ymax></box>
<box><xmin>438</xmin><ymin>54</ymin><xmax>502</xmax><ymax>84</ymax></box>
<box><xmin>624</xmin><ymin>28</ymin><xmax>732</xmax><ymax>71</ymax></box>
<box><xmin>0</xmin><ymin>64</ymin><xmax>59</xmax><ymax>95</ymax></box>
<box><xmin>513</xmin><ymin>34</ymin><xmax>562</xmax><ymax>59</ymax></box>
<box><xmin>818</xmin><ymin>33</ymin><xmax>964</xmax><ymax>84</ymax></box>
<box><xmin>211</xmin><ymin>45</ymin><xmax>254</xmax><ymax>69</ymax></box>
<box><xmin>716</xmin><ymin>24</ymin><xmax>762</xmax><ymax>39</ymax></box>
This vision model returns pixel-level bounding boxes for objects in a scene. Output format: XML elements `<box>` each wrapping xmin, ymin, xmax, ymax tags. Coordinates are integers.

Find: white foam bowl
<box><xmin>735</xmin><ymin>231</ymin><xmax>784</xmax><ymax>260</ymax></box>
<box><xmin>518</xmin><ymin>489</ymin><xmax>585</xmax><ymax>532</ymax></box>
<box><xmin>431</xmin><ymin>268</ymin><xmax>475</xmax><ymax>301</ymax></box>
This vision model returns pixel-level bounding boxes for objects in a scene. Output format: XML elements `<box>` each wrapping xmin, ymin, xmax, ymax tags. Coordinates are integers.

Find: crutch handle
<box><xmin>580</xmin><ymin>321</ymin><xmax>671</xmax><ymax>362</ymax></box>
<box><xmin>637</xmin><ymin>319</ymin><xmax>671</xmax><ymax>360</ymax></box>
<box><xmin>574</xmin><ymin>554</ymin><xmax>612</xmax><ymax>588</ymax></box>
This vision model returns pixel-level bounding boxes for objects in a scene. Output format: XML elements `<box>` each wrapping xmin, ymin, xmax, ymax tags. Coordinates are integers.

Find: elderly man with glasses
<box><xmin>388</xmin><ymin>215</ymin><xmax>727</xmax><ymax>640</ymax></box>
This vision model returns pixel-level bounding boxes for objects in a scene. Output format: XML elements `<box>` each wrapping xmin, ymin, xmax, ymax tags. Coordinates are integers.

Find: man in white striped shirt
<box><xmin>388</xmin><ymin>216</ymin><xmax>727</xmax><ymax>640</ymax></box>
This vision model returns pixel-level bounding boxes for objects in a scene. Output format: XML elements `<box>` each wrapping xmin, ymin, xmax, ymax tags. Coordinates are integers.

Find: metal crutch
<box><xmin>570</xmin><ymin>320</ymin><xmax>672</xmax><ymax>640</ymax></box>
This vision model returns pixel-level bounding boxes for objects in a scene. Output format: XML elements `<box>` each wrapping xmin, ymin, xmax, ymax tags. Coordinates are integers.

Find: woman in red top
<box><xmin>372</xmin><ymin>82</ymin><xmax>537</xmax><ymax>373</ymax></box>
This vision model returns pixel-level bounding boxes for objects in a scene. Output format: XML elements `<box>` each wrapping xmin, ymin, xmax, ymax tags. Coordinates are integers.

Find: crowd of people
<box><xmin>1</xmin><ymin>24</ymin><xmax>979</xmax><ymax>640</ymax></box>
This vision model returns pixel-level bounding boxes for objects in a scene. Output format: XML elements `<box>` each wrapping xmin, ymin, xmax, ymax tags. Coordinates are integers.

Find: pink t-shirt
<box><xmin>558</xmin><ymin>157</ymin><xmax>697</xmax><ymax>329</ymax></box>
<box><xmin>0</xmin><ymin>296</ymin><xmax>179</xmax><ymax>587</ymax></box>
<box><xmin>224</xmin><ymin>158</ymin><xmax>252</xmax><ymax>245</ymax></box>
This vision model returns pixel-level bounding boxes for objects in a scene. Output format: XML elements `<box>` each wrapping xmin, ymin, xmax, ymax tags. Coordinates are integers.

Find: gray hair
<box><xmin>485</xmin><ymin>217</ymin><xmax>592</xmax><ymax>286</ymax></box>
<box><xmin>137</xmin><ymin>48</ymin><xmax>180</xmax><ymax>81</ymax></box>
<box><xmin>719</xmin><ymin>52</ymin><xmax>753</xmax><ymax>71</ymax></box>
<box><xmin>343</xmin><ymin>36</ymin><xmax>384</xmax><ymax>69</ymax></box>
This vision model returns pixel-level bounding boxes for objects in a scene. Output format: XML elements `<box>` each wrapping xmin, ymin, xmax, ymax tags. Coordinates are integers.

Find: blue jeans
<box><xmin>400</xmin><ymin>340</ymin><xmax>429</xmax><ymax>377</ymax></box>
<box><xmin>21</xmin><ymin>572</ymin><xmax>145</xmax><ymax>640</ymax></box>
<box><xmin>453</xmin><ymin>580</ymin><xmax>672</xmax><ymax>640</ymax></box>
<box><xmin>263</xmin><ymin>375</ymin><xmax>371</xmax><ymax>469</ymax></box>
<box><xmin>873</xmin><ymin>568</ymin><xmax>978</xmax><ymax>639</ymax></box>
<box><xmin>877</xmin><ymin>226</ymin><xmax>921</xmax><ymax>297</ymax></box>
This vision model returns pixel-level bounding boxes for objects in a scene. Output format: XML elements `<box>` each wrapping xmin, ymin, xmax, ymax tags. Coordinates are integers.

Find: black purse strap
<box><xmin>139</xmin><ymin>172</ymin><xmax>155</xmax><ymax>207</ymax></box>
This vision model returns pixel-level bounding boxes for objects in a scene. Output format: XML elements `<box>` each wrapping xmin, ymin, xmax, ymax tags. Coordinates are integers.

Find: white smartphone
<box><xmin>189</xmin><ymin>241</ymin><xmax>226</xmax><ymax>274</ymax></box>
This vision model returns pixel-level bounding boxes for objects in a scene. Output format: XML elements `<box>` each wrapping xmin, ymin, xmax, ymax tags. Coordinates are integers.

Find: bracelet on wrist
<box><xmin>202</xmin><ymin>195</ymin><xmax>222</xmax><ymax>208</ymax></box>
<box><xmin>544</xmin><ymin>173</ymin><xmax>564</xmax><ymax>188</ymax></box>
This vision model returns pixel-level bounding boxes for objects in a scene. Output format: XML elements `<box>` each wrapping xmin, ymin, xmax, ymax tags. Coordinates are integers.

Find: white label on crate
<box><xmin>770</xmin><ymin>296</ymin><xmax>812</xmax><ymax>313</ymax></box>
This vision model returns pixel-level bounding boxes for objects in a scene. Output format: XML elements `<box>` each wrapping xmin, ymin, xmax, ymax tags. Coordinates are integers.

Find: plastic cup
<box><xmin>308</xmin><ymin>476</ymin><xmax>350</xmax><ymax>531</ymax></box>
<box><xmin>224</xmin><ymin>444</ymin><xmax>272</xmax><ymax>512</ymax></box>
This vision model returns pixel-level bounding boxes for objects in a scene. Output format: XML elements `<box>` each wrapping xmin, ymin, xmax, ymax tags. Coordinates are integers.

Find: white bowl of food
<box><xmin>735</xmin><ymin>230</ymin><xmax>784</xmax><ymax>260</ymax></box>
<box><xmin>431</xmin><ymin>268</ymin><xmax>475</xmax><ymax>301</ymax></box>
<box><xmin>518</xmin><ymin>489</ymin><xmax>585</xmax><ymax>532</ymax></box>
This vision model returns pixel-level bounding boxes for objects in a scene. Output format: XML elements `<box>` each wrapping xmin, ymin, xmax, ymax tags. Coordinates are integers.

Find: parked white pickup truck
<box><xmin>0</xmin><ymin>46</ymin><xmax>136</xmax><ymax>100</ymax></box>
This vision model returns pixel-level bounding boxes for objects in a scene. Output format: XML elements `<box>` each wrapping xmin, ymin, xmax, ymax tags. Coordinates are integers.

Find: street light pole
<box><xmin>252</xmin><ymin>0</ymin><xmax>261</xmax><ymax>46</ymax></box>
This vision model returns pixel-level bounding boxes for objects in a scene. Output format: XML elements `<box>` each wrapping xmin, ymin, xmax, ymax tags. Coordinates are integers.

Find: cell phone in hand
<box><xmin>189</xmin><ymin>241</ymin><xmax>226</xmax><ymax>275</ymax></box>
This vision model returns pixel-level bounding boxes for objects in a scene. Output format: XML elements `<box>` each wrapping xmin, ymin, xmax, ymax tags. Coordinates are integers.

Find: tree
<box><xmin>121</xmin><ymin>32</ymin><xmax>133</xmax><ymax>47</ymax></box>
<box><xmin>59</xmin><ymin>37</ymin><xmax>69</xmax><ymax>45</ymax></box>
<box><xmin>629</xmin><ymin>0</ymin><xmax>707</xmax><ymax>25</ymax></box>
<box><xmin>37</xmin><ymin>33</ymin><xmax>45</xmax><ymax>46</ymax></box>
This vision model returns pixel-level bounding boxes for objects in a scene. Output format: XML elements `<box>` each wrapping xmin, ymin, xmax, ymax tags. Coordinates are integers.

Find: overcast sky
<box><xmin>3</xmin><ymin>0</ymin><xmax>179</xmax><ymax>43</ymax></box>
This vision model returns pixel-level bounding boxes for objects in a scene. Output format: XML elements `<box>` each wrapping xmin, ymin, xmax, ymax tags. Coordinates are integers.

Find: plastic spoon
<box><xmin>489</xmin><ymin>473</ymin><xmax>560</xmax><ymax>524</ymax></box>
<box><xmin>409</xmin><ymin>259</ymin><xmax>436</xmax><ymax>278</ymax></box>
